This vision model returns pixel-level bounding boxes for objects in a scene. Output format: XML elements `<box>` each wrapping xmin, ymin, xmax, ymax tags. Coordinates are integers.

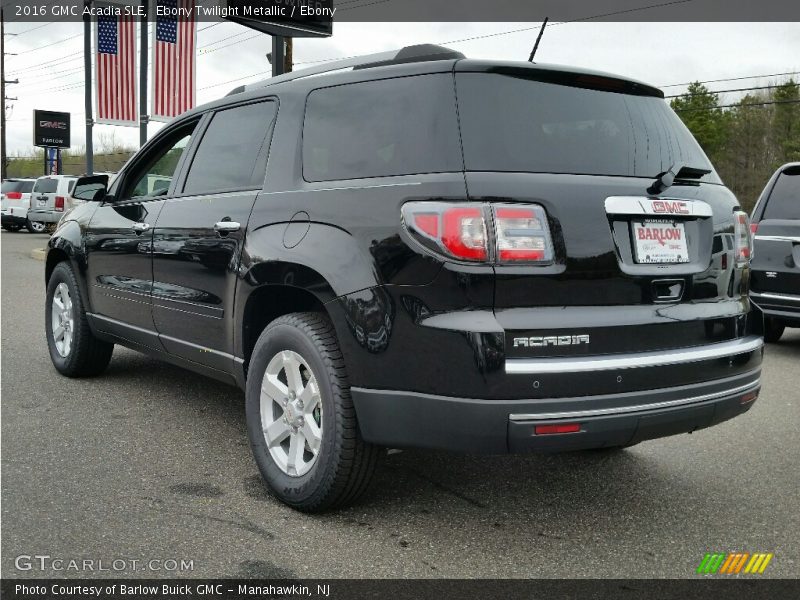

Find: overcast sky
<box><xmin>2</xmin><ymin>21</ymin><xmax>799</xmax><ymax>158</ymax></box>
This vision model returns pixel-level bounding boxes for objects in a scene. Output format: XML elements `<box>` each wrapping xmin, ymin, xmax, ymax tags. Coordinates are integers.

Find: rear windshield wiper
<box><xmin>648</xmin><ymin>163</ymin><xmax>711</xmax><ymax>195</ymax></box>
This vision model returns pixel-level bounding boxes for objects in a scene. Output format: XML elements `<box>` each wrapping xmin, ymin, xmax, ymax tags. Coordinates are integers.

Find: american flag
<box><xmin>152</xmin><ymin>0</ymin><xmax>196</xmax><ymax>120</ymax></box>
<box><xmin>95</xmin><ymin>13</ymin><xmax>137</xmax><ymax>125</ymax></box>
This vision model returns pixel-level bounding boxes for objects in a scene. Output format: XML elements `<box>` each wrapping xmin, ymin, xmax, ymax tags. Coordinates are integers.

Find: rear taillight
<box><xmin>493</xmin><ymin>204</ymin><xmax>553</xmax><ymax>262</ymax></box>
<box><xmin>55</xmin><ymin>196</ymin><xmax>65</xmax><ymax>211</ymax></box>
<box><xmin>6</xmin><ymin>192</ymin><xmax>22</xmax><ymax>200</ymax></box>
<box><xmin>733</xmin><ymin>211</ymin><xmax>752</xmax><ymax>266</ymax></box>
<box><xmin>402</xmin><ymin>202</ymin><xmax>554</xmax><ymax>264</ymax></box>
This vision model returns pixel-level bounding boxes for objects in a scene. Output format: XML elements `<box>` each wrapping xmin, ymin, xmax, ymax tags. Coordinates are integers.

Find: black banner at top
<box><xmin>2</xmin><ymin>0</ymin><xmax>800</xmax><ymax>23</ymax></box>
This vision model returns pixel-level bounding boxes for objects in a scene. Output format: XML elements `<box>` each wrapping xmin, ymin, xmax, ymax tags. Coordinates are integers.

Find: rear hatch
<box><xmin>454</xmin><ymin>63</ymin><xmax>751</xmax><ymax>357</ymax></box>
<box><xmin>31</xmin><ymin>177</ymin><xmax>60</xmax><ymax>211</ymax></box>
<box><xmin>1</xmin><ymin>179</ymin><xmax>34</xmax><ymax>213</ymax></box>
<box><xmin>751</xmin><ymin>165</ymin><xmax>800</xmax><ymax>297</ymax></box>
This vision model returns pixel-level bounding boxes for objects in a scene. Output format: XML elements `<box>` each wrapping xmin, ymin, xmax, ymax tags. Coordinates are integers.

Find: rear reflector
<box><xmin>6</xmin><ymin>192</ymin><xmax>22</xmax><ymax>200</ymax></box>
<box><xmin>534</xmin><ymin>423</ymin><xmax>581</xmax><ymax>435</ymax></box>
<box><xmin>740</xmin><ymin>391</ymin><xmax>759</xmax><ymax>405</ymax></box>
<box><xmin>55</xmin><ymin>196</ymin><xmax>65</xmax><ymax>211</ymax></box>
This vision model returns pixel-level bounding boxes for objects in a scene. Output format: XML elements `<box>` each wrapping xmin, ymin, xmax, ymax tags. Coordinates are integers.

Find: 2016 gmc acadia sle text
<box><xmin>44</xmin><ymin>45</ymin><xmax>764</xmax><ymax>512</ymax></box>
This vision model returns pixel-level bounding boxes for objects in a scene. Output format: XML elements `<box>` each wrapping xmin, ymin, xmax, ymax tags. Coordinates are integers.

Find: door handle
<box><xmin>214</xmin><ymin>221</ymin><xmax>241</xmax><ymax>233</ymax></box>
<box><xmin>131</xmin><ymin>222</ymin><xmax>151</xmax><ymax>234</ymax></box>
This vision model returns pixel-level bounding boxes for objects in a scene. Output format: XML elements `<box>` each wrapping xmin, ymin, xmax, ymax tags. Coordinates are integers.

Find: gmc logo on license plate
<box><xmin>651</xmin><ymin>200</ymin><xmax>689</xmax><ymax>214</ymax></box>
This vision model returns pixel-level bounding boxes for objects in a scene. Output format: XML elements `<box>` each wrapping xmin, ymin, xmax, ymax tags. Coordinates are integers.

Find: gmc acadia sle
<box><xmin>45</xmin><ymin>45</ymin><xmax>764</xmax><ymax>511</ymax></box>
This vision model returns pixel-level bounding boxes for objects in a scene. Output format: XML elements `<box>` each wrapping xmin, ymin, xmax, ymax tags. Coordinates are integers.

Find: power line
<box><xmin>660</xmin><ymin>71</ymin><xmax>800</xmax><ymax>88</ymax></box>
<box><xmin>9</xmin><ymin>32</ymin><xmax>82</xmax><ymax>55</ymax></box>
<box><xmin>665</xmin><ymin>83</ymin><xmax>797</xmax><ymax>99</ymax></box>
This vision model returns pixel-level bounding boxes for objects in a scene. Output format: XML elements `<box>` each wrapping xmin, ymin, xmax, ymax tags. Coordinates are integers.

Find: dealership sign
<box><xmin>33</xmin><ymin>110</ymin><xmax>71</xmax><ymax>149</ymax></box>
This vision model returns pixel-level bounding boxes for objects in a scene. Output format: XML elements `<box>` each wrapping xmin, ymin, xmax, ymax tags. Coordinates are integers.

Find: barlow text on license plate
<box><xmin>632</xmin><ymin>220</ymin><xmax>689</xmax><ymax>264</ymax></box>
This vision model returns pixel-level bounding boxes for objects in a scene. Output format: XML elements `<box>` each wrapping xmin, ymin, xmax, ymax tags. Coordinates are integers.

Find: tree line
<box><xmin>671</xmin><ymin>79</ymin><xmax>800</xmax><ymax>211</ymax></box>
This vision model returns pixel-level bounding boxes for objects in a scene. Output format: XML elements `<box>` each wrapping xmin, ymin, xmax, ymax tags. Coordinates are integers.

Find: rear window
<box><xmin>33</xmin><ymin>178</ymin><xmax>58</xmax><ymax>193</ymax></box>
<box><xmin>303</xmin><ymin>74</ymin><xmax>462</xmax><ymax>182</ymax></box>
<box><xmin>456</xmin><ymin>73</ymin><xmax>719</xmax><ymax>181</ymax></box>
<box><xmin>2</xmin><ymin>180</ymin><xmax>34</xmax><ymax>193</ymax></box>
<box><xmin>763</xmin><ymin>168</ymin><xmax>800</xmax><ymax>220</ymax></box>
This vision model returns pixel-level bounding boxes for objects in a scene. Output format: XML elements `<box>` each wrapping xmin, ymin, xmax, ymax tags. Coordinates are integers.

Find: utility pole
<box><xmin>271</xmin><ymin>36</ymin><xmax>286</xmax><ymax>77</ymax></box>
<box><xmin>1</xmin><ymin>7</ymin><xmax>19</xmax><ymax>175</ymax></box>
<box><xmin>139</xmin><ymin>4</ymin><xmax>148</xmax><ymax>147</ymax></box>
<box><xmin>83</xmin><ymin>0</ymin><xmax>93</xmax><ymax>174</ymax></box>
<box><xmin>284</xmin><ymin>37</ymin><xmax>292</xmax><ymax>74</ymax></box>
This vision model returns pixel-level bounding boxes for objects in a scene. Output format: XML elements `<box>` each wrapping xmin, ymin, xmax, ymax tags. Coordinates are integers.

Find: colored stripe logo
<box><xmin>697</xmin><ymin>552</ymin><xmax>773</xmax><ymax>574</ymax></box>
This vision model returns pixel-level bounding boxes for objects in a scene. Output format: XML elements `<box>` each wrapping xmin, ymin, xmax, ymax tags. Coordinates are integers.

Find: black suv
<box><xmin>750</xmin><ymin>163</ymin><xmax>800</xmax><ymax>342</ymax></box>
<box><xmin>45</xmin><ymin>45</ymin><xmax>764</xmax><ymax>511</ymax></box>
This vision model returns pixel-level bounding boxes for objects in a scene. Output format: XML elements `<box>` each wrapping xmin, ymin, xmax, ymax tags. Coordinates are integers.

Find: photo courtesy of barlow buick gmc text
<box><xmin>0</xmin><ymin>1</ymin><xmax>798</xmax><ymax>599</ymax></box>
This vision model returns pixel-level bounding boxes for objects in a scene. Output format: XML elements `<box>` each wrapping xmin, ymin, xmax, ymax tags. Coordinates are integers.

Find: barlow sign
<box><xmin>34</xmin><ymin>110</ymin><xmax>71</xmax><ymax>149</ymax></box>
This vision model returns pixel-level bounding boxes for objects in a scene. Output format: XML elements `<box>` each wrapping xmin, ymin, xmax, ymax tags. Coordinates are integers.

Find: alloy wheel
<box><xmin>51</xmin><ymin>283</ymin><xmax>74</xmax><ymax>357</ymax></box>
<box><xmin>260</xmin><ymin>350</ymin><xmax>323</xmax><ymax>477</ymax></box>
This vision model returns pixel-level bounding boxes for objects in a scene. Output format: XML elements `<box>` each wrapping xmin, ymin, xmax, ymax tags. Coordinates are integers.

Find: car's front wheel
<box><xmin>27</xmin><ymin>219</ymin><xmax>47</xmax><ymax>234</ymax></box>
<box><xmin>246</xmin><ymin>312</ymin><xmax>380</xmax><ymax>512</ymax></box>
<box><xmin>46</xmin><ymin>262</ymin><xmax>114</xmax><ymax>377</ymax></box>
<box><xmin>764</xmin><ymin>318</ymin><xmax>785</xmax><ymax>343</ymax></box>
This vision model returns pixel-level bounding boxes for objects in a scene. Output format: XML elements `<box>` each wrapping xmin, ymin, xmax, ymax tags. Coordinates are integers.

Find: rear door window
<box><xmin>302</xmin><ymin>74</ymin><xmax>462</xmax><ymax>182</ymax></box>
<box><xmin>763</xmin><ymin>168</ymin><xmax>800</xmax><ymax>220</ymax></box>
<box><xmin>182</xmin><ymin>100</ymin><xmax>277</xmax><ymax>195</ymax></box>
<box><xmin>33</xmin><ymin>178</ymin><xmax>58</xmax><ymax>193</ymax></box>
<box><xmin>2</xmin><ymin>181</ymin><xmax>33</xmax><ymax>193</ymax></box>
<box><xmin>455</xmin><ymin>72</ymin><xmax>718</xmax><ymax>180</ymax></box>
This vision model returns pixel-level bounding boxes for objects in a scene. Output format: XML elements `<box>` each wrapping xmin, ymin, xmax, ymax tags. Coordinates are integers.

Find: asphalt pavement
<box><xmin>2</xmin><ymin>229</ymin><xmax>798</xmax><ymax>579</ymax></box>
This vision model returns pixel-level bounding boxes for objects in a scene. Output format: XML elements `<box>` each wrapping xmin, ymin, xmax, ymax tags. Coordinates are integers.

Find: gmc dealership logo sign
<box><xmin>651</xmin><ymin>200</ymin><xmax>689</xmax><ymax>215</ymax></box>
<box><xmin>33</xmin><ymin>109</ymin><xmax>70</xmax><ymax>149</ymax></box>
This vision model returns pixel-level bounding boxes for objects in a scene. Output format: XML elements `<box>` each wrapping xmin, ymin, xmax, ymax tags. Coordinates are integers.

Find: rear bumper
<box><xmin>26</xmin><ymin>209</ymin><xmax>62</xmax><ymax>224</ymax></box>
<box><xmin>1</xmin><ymin>211</ymin><xmax>27</xmax><ymax>227</ymax></box>
<box><xmin>750</xmin><ymin>291</ymin><xmax>800</xmax><ymax>325</ymax></box>
<box><xmin>351</xmin><ymin>337</ymin><xmax>763</xmax><ymax>453</ymax></box>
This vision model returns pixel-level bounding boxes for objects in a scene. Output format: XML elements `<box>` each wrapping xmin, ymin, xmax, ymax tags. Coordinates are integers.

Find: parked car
<box><xmin>44</xmin><ymin>45</ymin><xmax>764</xmax><ymax>512</ymax></box>
<box><xmin>1</xmin><ymin>178</ymin><xmax>36</xmax><ymax>232</ymax></box>
<box><xmin>27</xmin><ymin>175</ymin><xmax>79</xmax><ymax>232</ymax></box>
<box><xmin>750</xmin><ymin>162</ymin><xmax>800</xmax><ymax>341</ymax></box>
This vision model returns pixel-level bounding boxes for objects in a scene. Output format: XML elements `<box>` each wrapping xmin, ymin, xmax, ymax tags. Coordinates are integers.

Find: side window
<box><xmin>183</xmin><ymin>101</ymin><xmax>278</xmax><ymax>195</ymax></box>
<box><xmin>68</xmin><ymin>180</ymin><xmax>76</xmax><ymax>193</ymax></box>
<box><xmin>763</xmin><ymin>168</ymin><xmax>800</xmax><ymax>220</ymax></box>
<box><xmin>124</xmin><ymin>123</ymin><xmax>197</xmax><ymax>200</ymax></box>
<box><xmin>302</xmin><ymin>74</ymin><xmax>462</xmax><ymax>182</ymax></box>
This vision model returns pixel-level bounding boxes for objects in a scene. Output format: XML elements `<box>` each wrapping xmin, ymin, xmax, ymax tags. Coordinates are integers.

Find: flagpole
<box><xmin>83</xmin><ymin>0</ymin><xmax>94</xmax><ymax>175</ymax></box>
<box><xmin>139</xmin><ymin>1</ymin><xmax>148</xmax><ymax>147</ymax></box>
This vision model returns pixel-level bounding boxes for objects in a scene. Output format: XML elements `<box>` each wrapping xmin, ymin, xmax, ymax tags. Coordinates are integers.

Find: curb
<box><xmin>30</xmin><ymin>248</ymin><xmax>47</xmax><ymax>262</ymax></box>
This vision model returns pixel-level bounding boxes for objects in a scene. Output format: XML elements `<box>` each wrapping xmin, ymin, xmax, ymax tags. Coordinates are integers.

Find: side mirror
<box><xmin>73</xmin><ymin>175</ymin><xmax>109</xmax><ymax>202</ymax></box>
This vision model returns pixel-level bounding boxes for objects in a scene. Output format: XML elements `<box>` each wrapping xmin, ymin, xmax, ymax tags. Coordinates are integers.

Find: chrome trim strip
<box><xmin>605</xmin><ymin>196</ymin><xmax>713</xmax><ymax>217</ymax></box>
<box><xmin>754</xmin><ymin>235</ymin><xmax>800</xmax><ymax>243</ymax></box>
<box><xmin>508</xmin><ymin>380</ymin><xmax>760</xmax><ymax>421</ymax></box>
<box><xmin>750</xmin><ymin>291</ymin><xmax>800</xmax><ymax>303</ymax></box>
<box><xmin>505</xmin><ymin>336</ymin><xmax>763</xmax><ymax>375</ymax></box>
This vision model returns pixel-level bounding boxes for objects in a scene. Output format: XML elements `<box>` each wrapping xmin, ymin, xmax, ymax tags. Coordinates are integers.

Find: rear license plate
<box><xmin>632</xmin><ymin>220</ymin><xmax>689</xmax><ymax>264</ymax></box>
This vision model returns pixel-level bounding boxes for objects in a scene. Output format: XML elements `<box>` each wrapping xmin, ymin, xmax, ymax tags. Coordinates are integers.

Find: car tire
<box><xmin>27</xmin><ymin>219</ymin><xmax>47</xmax><ymax>234</ymax></box>
<box><xmin>246</xmin><ymin>312</ymin><xmax>380</xmax><ymax>512</ymax></box>
<box><xmin>764</xmin><ymin>318</ymin><xmax>785</xmax><ymax>343</ymax></box>
<box><xmin>45</xmin><ymin>262</ymin><xmax>114</xmax><ymax>377</ymax></box>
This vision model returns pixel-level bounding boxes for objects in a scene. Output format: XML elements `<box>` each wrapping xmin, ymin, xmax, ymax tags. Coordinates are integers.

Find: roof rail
<box><xmin>228</xmin><ymin>44</ymin><xmax>464</xmax><ymax>95</ymax></box>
